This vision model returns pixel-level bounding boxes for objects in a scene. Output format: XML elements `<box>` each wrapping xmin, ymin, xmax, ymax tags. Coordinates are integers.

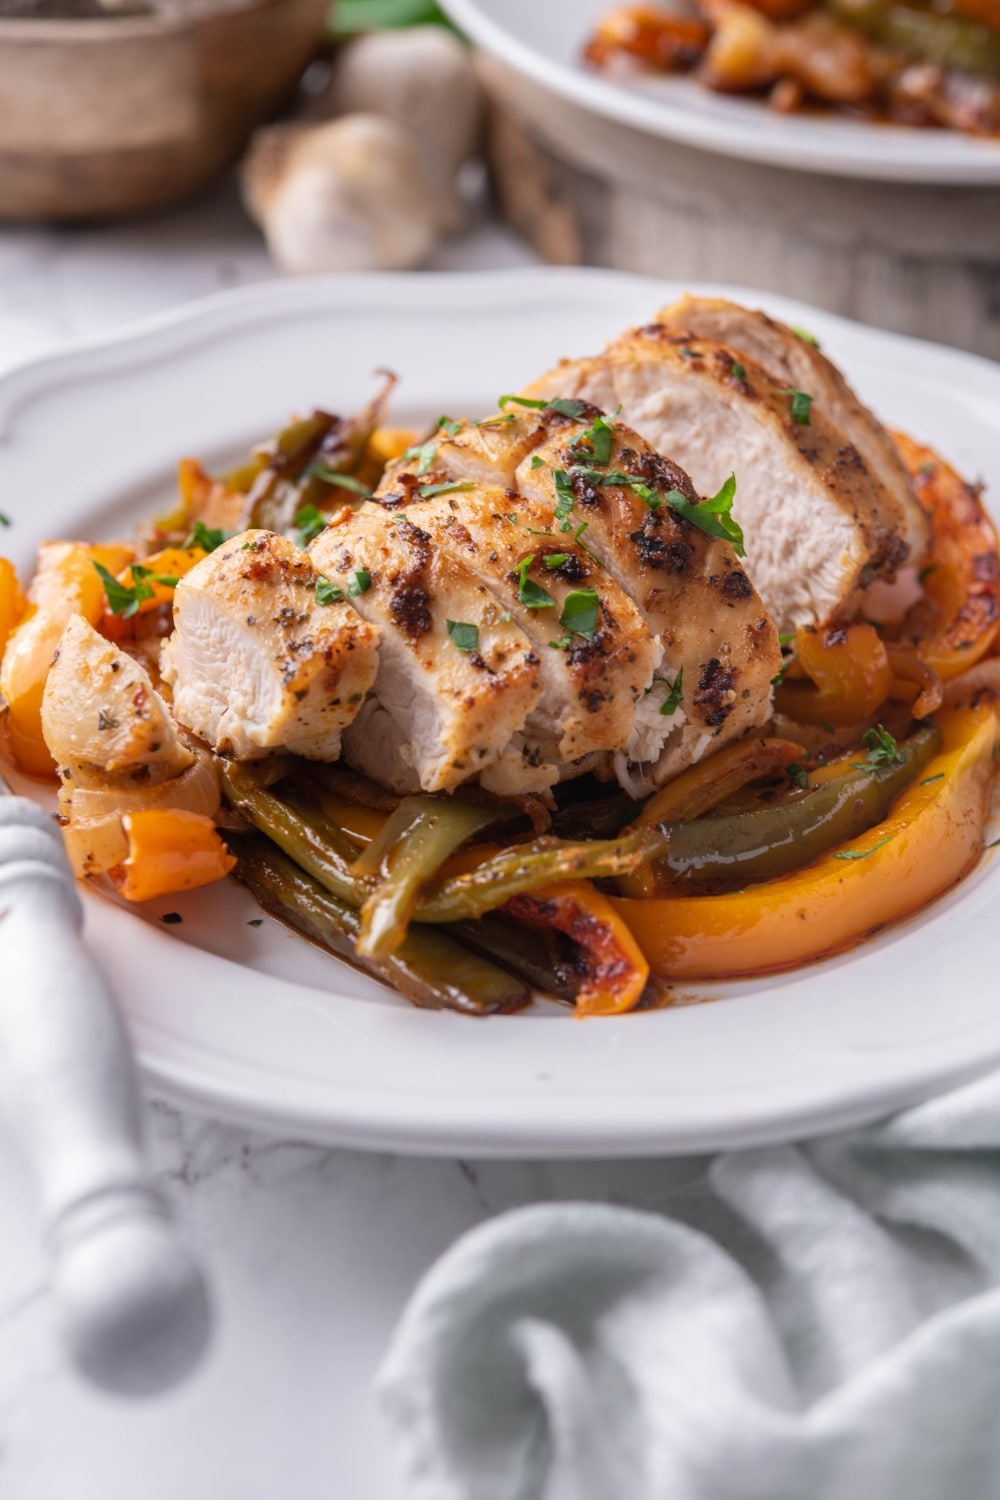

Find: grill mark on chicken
<box><xmin>628</xmin><ymin>515</ymin><xmax>693</xmax><ymax>575</ymax></box>
<box><xmin>694</xmin><ymin>657</ymin><xmax>738</xmax><ymax>728</ymax></box>
<box><xmin>387</xmin><ymin>517</ymin><xmax>434</xmax><ymax>641</ymax></box>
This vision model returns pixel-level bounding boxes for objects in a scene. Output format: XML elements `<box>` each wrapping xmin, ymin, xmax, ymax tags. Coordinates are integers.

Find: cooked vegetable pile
<box><xmin>584</xmin><ymin>0</ymin><xmax>1000</xmax><ymax>135</ymax></box>
<box><xmin>1</xmin><ymin>295</ymin><xmax>999</xmax><ymax>1015</ymax></box>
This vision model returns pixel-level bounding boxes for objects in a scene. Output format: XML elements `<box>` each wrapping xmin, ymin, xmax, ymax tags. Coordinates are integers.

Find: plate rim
<box><xmin>439</xmin><ymin>0</ymin><xmax>1000</xmax><ymax>185</ymax></box>
<box><xmin>4</xmin><ymin>266</ymin><xmax>1000</xmax><ymax>1157</ymax></box>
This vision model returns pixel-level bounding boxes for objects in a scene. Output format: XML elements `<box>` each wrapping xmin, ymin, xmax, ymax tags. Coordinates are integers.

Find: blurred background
<box><xmin>1</xmin><ymin>0</ymin><xmax>998</xmax><ymax>361</ymax></box>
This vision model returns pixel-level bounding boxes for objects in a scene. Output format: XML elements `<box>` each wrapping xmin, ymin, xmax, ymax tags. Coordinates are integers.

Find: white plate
<box><xmin>442</xmin><ymin>0</ymin><xmax>1000</xmax><ymax>184</ymax></box>
<box><xmin>3</xmin><ymin>269</ymin><xmax>1000</xmax><ymax>1156</ymax></box>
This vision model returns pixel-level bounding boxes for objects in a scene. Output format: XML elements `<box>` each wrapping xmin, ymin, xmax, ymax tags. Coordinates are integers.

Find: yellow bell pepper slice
<box><xmin>113</xmin><ymin>808</ymin><xmax>236</xmax><ymax>903</ymax></box>
<box><xmin>0</xmin><ymin>556</ymin><xmax>26</xmax><ymax>660</ymax></box>
<box><xmin>0</xmin><ymin>540</ymin><xmax>135</xmax><ymax>777</ymax></box>
<box><xmin>612</xmin><ymin>700</ymin><xmax>999</xmax><ymax>981</ymax></box>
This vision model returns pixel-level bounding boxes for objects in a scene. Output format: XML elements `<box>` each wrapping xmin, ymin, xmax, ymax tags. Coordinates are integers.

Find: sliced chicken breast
<box><xmin>310</xmin><ymin>508</ymin><xmax>543</xmax><ymax>794</ymax></box>
<box><xmin>393</xmin><ymin>407</ymin><xmax>780</xmax><ymax>794</ymax></box>
<box><xmin>161</xmin><ymin>529</ymin><xmax>378</xmax><ymax>761</ymax></box>
<box><xmin>42</xmin><ymin>613</ymin><xmax>195</xmax><ymax>789</ymax></box>
<box><xmin>523</xmin><ymin>331</ymin><xmax>910</xmax><ymax>633</ymax></box>
<box><xmin>373</xmin><ymin>480</ymin><xmax>661</xmax><ymax>792</ymax></box>
<box><xmin>655</xmin><ymin>295</ymin><xmax>929</xmax><ymax>564</ymax></box>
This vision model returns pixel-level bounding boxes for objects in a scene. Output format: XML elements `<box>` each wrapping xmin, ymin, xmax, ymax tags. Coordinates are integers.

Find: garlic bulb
<box><xmin>319</xmin><ymin>26</ymin><xmax>482</xmax><ymax>233</ymax></box>
<box><xmin>241</xmin><ymin>113</ymin><xmax>440</xmax><ymax>275</ymax></box>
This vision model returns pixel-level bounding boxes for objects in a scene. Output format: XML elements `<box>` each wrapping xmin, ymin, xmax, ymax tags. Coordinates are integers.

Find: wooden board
<box><xmin>480</xmin><ymin>52</ymin><xmax>1000</xmax><ymax>360</ymax></box>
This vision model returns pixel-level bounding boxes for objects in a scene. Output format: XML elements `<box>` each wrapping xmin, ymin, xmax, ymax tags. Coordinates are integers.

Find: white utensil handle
<box><xmin>0</xmin><ymin>798</ymin><xmax>211</xmax><ymax>1396</ymax></box>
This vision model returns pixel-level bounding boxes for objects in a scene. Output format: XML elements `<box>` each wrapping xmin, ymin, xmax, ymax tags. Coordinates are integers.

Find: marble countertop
<box><xmin>0</xmin><ymin>184</ymin><xmax>702</xmax><ymax>1499</ymax></box>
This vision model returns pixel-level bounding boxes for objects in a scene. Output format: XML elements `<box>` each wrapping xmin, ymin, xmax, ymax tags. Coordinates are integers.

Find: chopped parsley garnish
<box><xmin>183</xmin><ymin>520</ymin><xmax>229</xmax><ymax>553</ymax></box>
<box><xmin>474</xmin><ymin>413</ymin><xmax>517</xmax><ymax>428</ymax></box>
<box><xmin>658</xmin><ymin>668</ymin><xmax>684</xmax><ymax>716</ymax></box>
<box><xmin>783</xmin><ymin>388</ymin><xmax>814</xmax><ymax>425</ymax></box>
<box><xmin>544</xmin><ymin>552</ymin><xmax>570</xmax><ymax>569</ymax></box>
<box><xmin>921</xmin><ymin>773</ymin><xmax>945</xmax><ymax>785</ymax></box>
<box><xmin>730</xmin><ymin>362</ymin><xmax>746</xmax><ymax>381</ymax></box>
<box><xmin>793</xmin><ymin>325</ymin><xmax>821</xmax><ymax>348</ymax></box>
<box><xmin>918</xmin><ymin>564</ymin><xmax>938</xmax><ymax>585</ymax></box>
<box><xmin>530</xmin><ymin>455</ymin><xmax>544</xmax><ymax>469</ymax></box>
<box><xmin>446</xmin><ymin>619</ymin><xmax>479</xmax><ymax>652</ymax></box>
<box><xmin>418</xmin><ymin>481</ymin><xmax>474</xmax><ymax>499</ymax></box>
<box><xmin>161</xmin><ymin>912</ymin><xmax>183</xmax><ymax>925</ymax></box>
<box><xmin>772</xmin><ymin>631</ymin><xmax>797</xmax><ymax>687</ymax></box>
<box><xmin>248</xmin><ymin>918</ymin><xmax>264</xmax><ymax>927</ymax></box>
<box><xmin>498</xmin><ymin>394</ymin><xmax>590</xmax><ymax>419</ymax></box>
<box><xmin>348</xmin><ymin>569</ymin><xmax>372</xmax><ymax>597</ymax></box>
<box><xmin>514</xmin><ymin>555</ymin><xmax>555</xmax><ymax>610</ymax></box>
<box><xmin>242</xmin><ymin>538</ymin><xmax>262</xmax><ymax>552</ymax></box>
<box><xmin>548</xmin><ymin>635</ymin><xmax>573</xmax><ymax>651</ymax></box>
<box><xmin>93</xmin><ymin>561</ymin><xmax>177</xmax><ymax>619</ymax></box>
<box><xmin>553</xmin><ymin>469</ymin><xmax>577</xmax><ymax>531</ymax></box>
<box><xmin>859</xmin><ymin>724</ymin><xmax>903</xmax><ymax>770</ymax></box>
<box><xmin>315</xmin><ymin>575</ymin><xmax>345</xmax><ymax>605</ymax></box>
<box><xmin>786</xmin><ymin>763</ymin><xmax>809</xmax><ymax>790</ymax></box>
<box><xmin>820</xmin><ymin>718</ymin><xmax>836</xmax><ymax>736</ymax></box>
<box><xmin>665</xmin><ymin>474</ymin><xmax>745</xmax><ymax>557</ymax></box>
<box><xmin>988</xmin><ymin>836</ymin><xmax>1000</xmax><ymax>849</ymax></box>
<box><xmin>570</xmin><ymin>412</ymin><xmax>614</xmax><ymax>468</ymax></box>
<box><xmin>835</xmin><ymin>835</ymin><xmax>894</xmax><ymax>861</ymax></box>
<box><xmin>505</xmin><ymin>513</ymin><xmax>518</xmax><ymax>524</ymax></box>
<box><xmin>305</xmin><ymin>466</ymin><xmax>372</xmax><ymax>497</ymax></box>
<box><xmin>559</xmin><ymin>588</ymin><xmax>600</xmax><ymax>640</ymax></box>
<box><xmin>436</xmin><ymin>416</ymin><xmax>462</xmax><ymax>437</ymax></box>
<box><xmin>294</xmin><ymin>504</ymin><xmax>328</xmax><ymax>546</ymax></box>
<box><xmin>401</xmin><ymin>439</ymin><xmax>437</xmax><ymax>475</ymax></box>
<box><xmin>571</xmin><ymin>466</ymin><xmax>660</xmax><ymax>510</ymax></box>
<box><xmin>0</xmin><ymin>512</ymin><xmax>10</xmax><ymax>527</ymax></box>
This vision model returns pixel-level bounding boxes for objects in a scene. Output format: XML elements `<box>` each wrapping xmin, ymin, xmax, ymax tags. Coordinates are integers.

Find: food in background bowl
<box><xmin>584</xmin><ymin>1</ymin><xmax>1000</xmax><ymax>136</ymax></box>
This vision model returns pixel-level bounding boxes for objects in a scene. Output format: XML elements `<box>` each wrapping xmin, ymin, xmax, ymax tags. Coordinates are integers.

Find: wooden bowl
<box><xmin>0</xmin><ymin>0</ymin><xmax>330</xmax><ymax>221</ymax></box>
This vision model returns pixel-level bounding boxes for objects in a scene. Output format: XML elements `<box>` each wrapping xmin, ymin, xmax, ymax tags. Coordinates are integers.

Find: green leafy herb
<box><xmin>730</xmin><ymin>362</ymin><xmax>746</xmax><ymax>381</ymax></box>
<box><xmin>474</xmin><ymin>413</ymin><xmax>517</xmax><ymax>428</ymax></box>
<box><xmin>918</xmin><ymin>564</ymin><xmax>938</xmax><ymax>585</ymax></box>
<box><xmin>783</xmin><ymin>388</ymin><xmax>814</xmax><ymax>425</ymax></box>
<box><xmin>553</xmin><ymin>469</ymin><xmax>577</xmax><ymax>532</ymax></box>
<box><xmin>248</xmin><ymin>918</ymin><xmax>264</xmax><ymax>927</ymax></box>
<box><xmin>161</xmin><ymin>912</ymin><xmax>183</xmax><ymax>925</ymax></box>
<box><xmin>571</xmin><ymin>412</ymin><xmax>614</xmax><ymax>468</ymax></box>
<box><xmin>530</xmin><ymin>455</ymin><xmax>544</xmax><ymax>470</ymax></box>
<box><xmin>497</xmin><ymin>394</ymin><xmax>590</xmax><ymax>419</ymax></box>
<box><xmin>859</xmin><ymin>724</ymin><xmax>903</xmax><ymax>770</ymax></box>
<box><xmin>305</xmin><ymin>466</ymin><xmax>372</xmax><ymax>498</ymax></box>
<box><xmin>988</xmin><ymin>836</ymin><xmax>1000</xmax><ymax>849</ymax></box>
<box><xmin>659</xmin><ymin>668</ymin><xmax>683</xmax><ymax>716</ymax></box>
<box><xmin>921</xmin><ymin>773</ymin><xmax>945</xmax><ymax>785</ymax></box>
<box><xmin>348</xmin><ymin>569</ymin><xmax>372</xmax><ymax>597</ymax></box>
<box><xmin>793</xmin><ymin>325</ymin><xmax>821</xmax><ymax>348</ymax></box>
<box><xmin>559</xmin><ymin>588</ymin><xmax>600</xmax><ymax>640</ymax></box>
<box><xmin>401</xmin><ymin>439</ymin><xmax>438</xmax><ymax>475</ymax></box>
<box><xmin>786</xmin><ymin>763</ymin><xmax>809</xmax><ymax>790</ymax></box>
<box><xmin>835</xmin><ymin>835</ymin><xmax>894</xmax><ymax>861</ymax></box>
<box><xmin>315</xmin><ymin>576</ymin><xmax>345</xmax><ymax>605</ymax></box>
<box><xmin>446</xmin><ymin>620</ymin><xmax>479</xmax><ymax>652</ymax></box>
<box><xmin>183</xmin><ymin>520</ymin><xmax>229</xmax><ymax>553</ymax></box>
<box><xmin>93</xmin><ymin>561</ymin><xmax>157</xmax><ymax>619</ymax></box>
<box><xmin>544</xmin><ymin>553</ymin><xmax>570</xmax><ymax>569</ymax></box>
<box><xmin>295</xmin><ymin>504</ymin><xmax>328</xmax><ymax>546</ymax></box>
<box><xmin>242</xmin><ymin>538</ymin><xmax>263</xmax><ymax>552</ymax></box>
<box><xmin>778</xmin><ymin>632</ymin><xmax>796</xmax><ymax>646</ymax></box>
<box><xmin>436</xmin><ymin>415</ymin><xmax>462</xmax><ymax>437</ymax></box>
<box><xmin>772</xmin><ymin>632</ymin><xmax>797</xmax><ymax>687</ymax></box>
<box><xmin>571</xmin><ymin>466</ymin><xmax>662</xmax><ymax>511</ymax></box>
<box><xmin>418</xmin><ymin>481</ymin><xmax>474</xmax><ymax>499</ymax></box>
<box><xmin>665</xmin><ymin>474</ymin><xmax>745</xmax><ymax>557</ymax></box>
<box><xmin>820</xmin><ymin>718</ymin><xmax>836</xmax><ymax>736</ymax></box>
<box><xmin>548</xmin><ymin>635</ymin><xmax>573</xmax><ymax>651</ymax></box>
<box><xmin>0</xmin><ymin>512</ymin><xmax>10</xmax><ymax>527</ymax></box>
<box><xmin>514</xmin><ymin>555</ymin><xmax>556</xmax><ymax>610</ymax></box>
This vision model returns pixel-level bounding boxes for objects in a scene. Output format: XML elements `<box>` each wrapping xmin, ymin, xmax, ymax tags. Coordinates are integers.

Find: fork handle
<box><xmin>0</xmin><ymin>799</ymin><xmax>211</xmax><ymax>1396</ymax></box>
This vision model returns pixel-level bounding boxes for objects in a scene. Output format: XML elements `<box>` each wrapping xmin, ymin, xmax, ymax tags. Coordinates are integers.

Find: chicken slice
<box><xmin>310</xmin><ymin>508</ymin><xmax>542</xmax><ymax>793</ymax></box>
<box><xmin>398</xmin><ymin>407</ymin><xmax>780</xmax><ymax>794</ymax></box>
<box><xmin>522</xmin><ymin>331</ymin><xmax>910</xmax><ymax>633</ymax></box>
<box><xmin>42</xmin><ymin>613</ymin><xmax>195</xmax><ymax>789</ymax></box>
<box><xmin>160</xmin><ymin>529</ymin><xmax>378</xmax><ymax>760</ymax></box>
<box><xmin>373</xmin><ymin>480</ymin><xmax>661</xmax><ymax>791</ymax></box>
<box><xmin>655</xmin><ymin>294</ymin><xmax>929</xmax><ymax>563</ymax></box>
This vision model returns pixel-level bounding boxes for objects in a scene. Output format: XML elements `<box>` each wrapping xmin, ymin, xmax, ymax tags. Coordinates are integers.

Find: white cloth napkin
<box><xmin>378</xmin><ymin>1072</ymin><xmax>1000</xmax><ymax>1500</ymax></box>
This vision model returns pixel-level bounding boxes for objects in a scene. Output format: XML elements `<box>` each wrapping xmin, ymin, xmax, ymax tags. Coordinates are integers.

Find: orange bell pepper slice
<box><xmin>112</xmin><ymin>808</ymin><xmax>236</xmax><ymax>903</ymax></box>
<box><xmin>893</xmin><ymin>432</ymin><xmax>1000</xmax><ymax>680</ymax></box>
<box><xmin>776</xmin><ymin>622</ymin><xmax>893</xmax><ymax>726</ymax></box>
<box><xmin>0</xmin><ymin>556</ymin><xmax>26</xmax><ymax>660</ymax></box>
<box><xmin>612</xmin><ymin>700</ymin><xmax>999</xmax><ymax>981</ymax></box>
<box><xmin>0</xmin><ymin>540</ymin><xmax>135</xmax><ymax>777</ymax></box>
<box><xmin>110</xmin><ymin>545</ymin><xmax>207</xmax><ymax>619</ymax></box>
<box><xmin>503</xmin><ymin>879</ymin><xmax>650</xmax><ymax>1017</ymax></box>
